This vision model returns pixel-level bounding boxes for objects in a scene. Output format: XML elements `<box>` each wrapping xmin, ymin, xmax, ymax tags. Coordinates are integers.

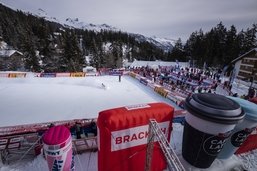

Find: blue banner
<box><xmin>40</xmin><ymin>73</ymin><xmax>56</xmax><ymax>77</ymax></box>
<box><xmin>109</xmin><ymin>71</ymin><xmax>123</xmax><ymax>76</ymax></box>
<box><xmin>140</xmin><ymin>78</ymin><xmax>148</xmax><ymax>86</ymax></box>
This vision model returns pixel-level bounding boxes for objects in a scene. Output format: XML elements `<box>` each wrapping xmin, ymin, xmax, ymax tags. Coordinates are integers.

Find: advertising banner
<box><xmin>56</xmin><ymin>73</ymin><xmax>71</xmax><ymax>77</ymax></box>
<box><xmin>0</xmin><ymin>73</ymin><xmax>9</xmax><ymax>77</ymax></box>
<box><xmin>154</xmin><ymin>86</ymin><xmax>169</xmax><ymax>98</ymax></box>
<box><xmin>40</xmin><ymin>73</ymin><xmax>56</xmax><ymax>77</ymax></box>
<box><xmin>70</xmin><ymin>72</ymin><xmax>85</xmax><ymax>77</ymax></box>
<box><xmin>140</xmin><ymin>78</ymin><xmax>148</xmax><ymax>86</ymax></box>
<box><xmin>109</xmin><ymin>71</ymin><xmax>123</xmax><ymax>76</ymax></box>
<box><xmin>129</xmin><ymin>72</ymin><xmax>137</xmax><ymax>78</ymax></box>
<box><xmin>8</xmin><ymin>73</ymin><xmax>26</xmax><ymax>78</ymax></box>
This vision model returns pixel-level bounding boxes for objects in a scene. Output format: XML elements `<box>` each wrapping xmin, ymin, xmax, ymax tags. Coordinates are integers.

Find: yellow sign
<box><xmin>70</xmin><ymin>72</ymin><xmax>85</xmax><ymax>77</ymax></box>
<box><xmin>8</xmin><ymin>73</ymin><xmax>26</xmax><ymax>78</ymax></box>
<box><xmin>130</xmin><ymin>72</ymin><xmax>136</xmax><ymax>78</ymax></box>
<box><xmin>154</xmin><ymin>86</ymin><xmax>168</xmax><ymax>97</ymax></box>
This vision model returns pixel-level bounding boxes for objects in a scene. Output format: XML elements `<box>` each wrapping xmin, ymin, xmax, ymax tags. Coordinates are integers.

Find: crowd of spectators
<box><xmin>129</xmin><ymin>65</ymin><xmax>256</xmax><ymax>100</ymax></box>
<box><xmin>130</xmin><ymin>65</ymin><xmax>220</xmax><ymax>95</ymax></box>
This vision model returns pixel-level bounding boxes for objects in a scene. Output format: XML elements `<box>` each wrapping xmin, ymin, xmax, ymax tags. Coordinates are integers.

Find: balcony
<box><xmin>239</xmin><ymin>69</ymin><xmax>252</xmax><ymax>74</ymax></box>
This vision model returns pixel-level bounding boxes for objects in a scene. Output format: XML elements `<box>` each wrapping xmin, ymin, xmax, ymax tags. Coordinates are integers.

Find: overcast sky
<box><xmin>1</xmin><ymin>0</ymin><xmax>256</xmax><ymax>41</ymax></box>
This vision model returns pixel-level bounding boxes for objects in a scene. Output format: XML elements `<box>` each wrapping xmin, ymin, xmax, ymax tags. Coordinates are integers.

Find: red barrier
<box><xmin>56</xmin><ymin>73</ymin><xmax>71</xmax><ymax>77</ymax></box>
<box><xmin>97</xmin><ymin>103</ymin><xmax>174</xmax><ymax>171</ymax></box>
<box><xmin>0</xmin><ymin>73</ymin><xmax>10</xmax><ymax>77</ymax></box>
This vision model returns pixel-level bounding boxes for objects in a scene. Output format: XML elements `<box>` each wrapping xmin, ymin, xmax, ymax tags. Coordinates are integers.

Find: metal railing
<box><xmin>145</xmin><ymin>119</ymin><xmax>185</xmax><ymax>171</ymax></box>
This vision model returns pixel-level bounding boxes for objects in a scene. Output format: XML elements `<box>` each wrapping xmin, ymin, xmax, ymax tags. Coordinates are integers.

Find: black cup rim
<box><xmin>185</xmin><ymin>94</ymin><xmax>245</xmax><ymax>124</ymax></box>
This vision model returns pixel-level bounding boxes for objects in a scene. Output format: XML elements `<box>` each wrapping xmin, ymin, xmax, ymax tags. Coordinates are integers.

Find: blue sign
<box><xmin>40</xmin><ymin>73</ymin><xmax>56</xmax><ymax>77</ymax></box>
<box><xmin>140</xmin><ymin>78</ymin><xmax>148</xmax><ymax>85</ymax></box>
<box><xmin>109</xmin><ymin>71</ymin><xmax>123</xmax><ymax>76</ymax></box>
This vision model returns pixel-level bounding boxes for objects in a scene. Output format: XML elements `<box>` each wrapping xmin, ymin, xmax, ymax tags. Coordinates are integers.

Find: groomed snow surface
<box><xmin>0</xmin><ymin>75</ymin><xmax>179</xmax><ymax>127</ymax></box>
<box><xmin>0</xmin><ymin>75</ymin><xmax>256</xmax><ymax>171</ymax></box>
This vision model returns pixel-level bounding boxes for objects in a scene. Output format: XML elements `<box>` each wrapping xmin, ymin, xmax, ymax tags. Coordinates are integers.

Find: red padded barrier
<box><xmin>97</xmin><ymin>102</ymin><xmax>174</xmax><ymax>171</ymax></box>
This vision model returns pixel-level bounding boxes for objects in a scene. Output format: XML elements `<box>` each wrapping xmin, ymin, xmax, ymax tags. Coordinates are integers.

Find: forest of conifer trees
<box><xmin>0</xmin><ymin>3</ymin><xmax>256</xmax><ymax>72</ymax></box>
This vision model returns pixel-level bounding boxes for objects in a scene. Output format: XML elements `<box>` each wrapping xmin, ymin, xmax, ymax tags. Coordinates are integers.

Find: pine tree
<box><xmin>110</xmin><ymin>41</ymin><xmax>123</xmax><ymax>68</ymax></box>
<box><xmin>22</xmin><ymin>38</ymin><xmax>41</xmax><ymax>72</ymax></box>
<box><xmin>214</xmin><ymin>22</ymin><xmax>227</xmax><ymax>65</ymax></box>
<box><xmin>184</xmin><ymin>30</ymin><xmax>206</xmax><ymax>67</ymax></box>
<box><xmin>169</xmin><ymin>38</ymin><xmax>186</xmax><ymax>62</ymax></box>
<box><xmin>89</xmin><ymin>38</ymin><xmax>103</xmax><ymax>69</ymax></box>
<box><xmin>225</xmin><ymin>25</ymin><xmax>239</xmax><ymax>63</ymax></box>
<box><xmin>61</xmin><ymin>30</ymin><xmax>85</xmax><ymax>72</ymax></box>
<box><xmin>241</xmin><ymin>24</ymin><xmax>257</xmax><ymax>53</ymax></box>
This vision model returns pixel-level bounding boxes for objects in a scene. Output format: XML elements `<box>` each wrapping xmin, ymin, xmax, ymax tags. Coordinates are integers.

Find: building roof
<box><xmin>231</xmin><ymin>48</ymin><xmax>257</xmax><ymax>64</ymax></box>
<box><xmin>0</xmin><ymin>50</ymin><xmax>23</xmax><ymax>58</ymax></box>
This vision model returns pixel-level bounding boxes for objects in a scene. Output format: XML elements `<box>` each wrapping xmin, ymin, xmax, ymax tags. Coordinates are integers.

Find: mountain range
<box><xmin>0</xmin><ymin>3</ymin><xmax>178</xmax><ymax>72</ymax></box>
<box><xmin>28</xmin><ymin>7</ymin><xmax>175</xmax><ymax>52</ymax></box>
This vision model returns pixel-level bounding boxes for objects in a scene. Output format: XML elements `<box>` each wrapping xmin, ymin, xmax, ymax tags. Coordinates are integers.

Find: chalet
<box><xmin>0</xmin><ymin>49</ymin><xmax>24</xmax><ymax>71</ymax></box>
<box><xmin>231</xmin><ymin>48</ymin><xmax>257</xmax><ymax>83</ymax></box>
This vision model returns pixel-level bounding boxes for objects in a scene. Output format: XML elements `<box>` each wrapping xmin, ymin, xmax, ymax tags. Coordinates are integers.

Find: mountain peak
<box><xmin>34</xmin><ymin>8</ymin><xmax>59</xmax><ymax>23</ymax></box>
<box><xmin>64</xmin><ymin>18</ymin><xmax>117</xmax><ymax>32</ymax></box>
<box><xmin>131</xmin><ymin>34</ymin><xmax>174</xmax><ymax>52</ymax></box>
<box><xmin>151</xmin><ymin>37</ymin><xmax>177</xmax><ymax>47</ymax></box>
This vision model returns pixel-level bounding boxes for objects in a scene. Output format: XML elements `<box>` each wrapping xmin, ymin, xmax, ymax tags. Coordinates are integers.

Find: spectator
<box><xmin>248</xmin><ymin>88</ymin><xmax>256</xmax><ymax>99</ymax></box>
<box><xmin>232</xmin><ymin>93</ymin><xmax>238</xmax><ymax>97</ymax></box>
<box><xmin>91</xmin><ymin>122</ymin><xmax>97</xmax><ymax>136</ymax></box>
<box><xmin>75</xmin><ymin>122</ymin><xmax>82</xmax><ymax>139</ymax></box>
<box><xmin>198</xmin><ymin>87</ymin><xmax>202</xmax><ymax>93</ymax></box>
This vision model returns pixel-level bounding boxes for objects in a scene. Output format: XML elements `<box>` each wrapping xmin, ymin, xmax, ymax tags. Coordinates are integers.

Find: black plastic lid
<box><xmin>185</xmin><ymin>93</ymin><xmax>245</xmax><ymax>124</ymax></box>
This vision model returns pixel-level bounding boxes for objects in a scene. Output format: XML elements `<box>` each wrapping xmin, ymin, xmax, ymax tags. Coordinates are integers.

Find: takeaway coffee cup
<box><xmin>43</xmin><ymin>125</ymin><xmax>74</xmax><ymax>171</ymax></box>
<box><xmin>182</xmin><ymin>93</ymin><xmax>244</xmax><ymax>168</ymax></box>
<box><xmin>218</xmin><ymin>97</ymin><xmax>257</xmax><ymax>159</ymax></box>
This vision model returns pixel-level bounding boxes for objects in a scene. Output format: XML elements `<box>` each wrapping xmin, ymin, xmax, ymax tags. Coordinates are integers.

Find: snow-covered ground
<box><xmin>0</xmin><ymin>75</ymin><xmax>256</xmax><ymax>171</ymax></box>
<box><xmin>0</xmin><ymin>75</ymin><xmax>179</xmax><ymax>127</ymax></box>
